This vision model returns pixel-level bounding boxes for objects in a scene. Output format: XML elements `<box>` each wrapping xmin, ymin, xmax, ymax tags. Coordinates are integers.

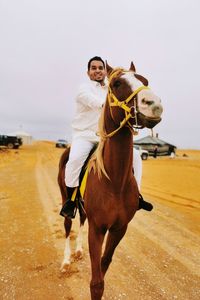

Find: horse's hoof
<box><xmin>72</xmin><ymin>250</ymin><xmax>83</xmax><ymax>261</ymax></box>
<box><xmin>75</xmin><ymin>250</ymin><xmax>83</xmax><ymax>260</ymax></box>
<box><xmin>60</xmin><ymin>262</ymin><xmax>70</xmax><ymax>273</ymax></box>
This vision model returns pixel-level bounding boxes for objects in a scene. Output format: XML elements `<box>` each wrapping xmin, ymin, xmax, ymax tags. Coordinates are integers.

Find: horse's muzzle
<box><xmin>137</xmin><ymin>113</ymin><xmax>162</xmax><ymax>128</ymax></box>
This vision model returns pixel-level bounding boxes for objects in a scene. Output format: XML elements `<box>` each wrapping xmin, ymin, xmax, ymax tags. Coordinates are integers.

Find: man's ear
<box><xmin>129</xmin><ymin>61</ymin><xmax>136</xmax><ymax>72</ymax></box>
<box><xmin>106</xmin><ymin>61</ymin><xmax>113</xmax><ymax>76</ymax></box>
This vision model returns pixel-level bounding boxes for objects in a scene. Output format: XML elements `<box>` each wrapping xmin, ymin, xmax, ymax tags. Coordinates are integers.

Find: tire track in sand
<box><xmin>35</xmin><ymin>152</ymin><xmax>67</xmax><ymax>256</ymax></box>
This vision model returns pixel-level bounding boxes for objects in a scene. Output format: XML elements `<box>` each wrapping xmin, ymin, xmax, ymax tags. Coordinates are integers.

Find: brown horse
<box><xmin>58</xmin><ymin>62</ymin><xmax>163</xmax><ymax>299</ymax></box>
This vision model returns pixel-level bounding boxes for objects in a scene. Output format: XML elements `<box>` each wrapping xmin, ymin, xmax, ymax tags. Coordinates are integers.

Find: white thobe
<box><xmin>71</xmin><ymin>80</ymin><xmax>107</xmax><ymax>141</ymax></box>
<box><xmin>65</xmin><ymin>79</ymin><xmax>142</xmax><ymax>189</ymax></box>
<box><xmin>65</xmin><ymin>80</ymin><xmax>107</xmax><ymax>187</ymax></box>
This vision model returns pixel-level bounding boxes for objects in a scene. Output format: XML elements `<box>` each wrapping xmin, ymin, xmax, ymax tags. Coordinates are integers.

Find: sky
<box><xmin>0</xmin><ymin>0</ymin><xmax>200</xmax><ymax>149</ymax></box>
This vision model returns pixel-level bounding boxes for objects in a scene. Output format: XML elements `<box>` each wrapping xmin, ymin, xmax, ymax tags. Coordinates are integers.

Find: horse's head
<box><xmin>106</xmin><ymin>62</ymin><xmax>163</xmax><ymax>134</ymax></box>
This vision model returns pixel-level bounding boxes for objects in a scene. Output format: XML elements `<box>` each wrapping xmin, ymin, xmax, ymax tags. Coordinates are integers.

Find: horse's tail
<box><xmin>57</xmin><ymin>146</ymin><xmax>70</xmax><ymax>205</ymax></box>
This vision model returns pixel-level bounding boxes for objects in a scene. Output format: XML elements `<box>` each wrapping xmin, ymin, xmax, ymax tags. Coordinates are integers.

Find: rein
<box><xmin>104</xmin><ymin>69</ymin><xmax>149</xmax><ymax>138</ymax></box>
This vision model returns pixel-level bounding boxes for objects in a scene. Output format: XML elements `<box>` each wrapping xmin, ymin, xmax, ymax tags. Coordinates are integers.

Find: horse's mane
<box><xmin>88</xmin><ymin>102</ymin><xmax>109</xmax><ymax>180</ymax></box>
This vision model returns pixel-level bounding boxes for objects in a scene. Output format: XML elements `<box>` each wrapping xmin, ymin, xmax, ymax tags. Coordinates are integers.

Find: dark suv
<box><xmin>0</xmin><ymin>135</ymin><xmax>22</xmax><ymax>149</ymax></box>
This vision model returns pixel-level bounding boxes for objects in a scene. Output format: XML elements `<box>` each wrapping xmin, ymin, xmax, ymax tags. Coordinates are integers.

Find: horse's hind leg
<box><xmin>101</xmin><ymin>224</ymin><xmax>127</xmax><ymax>277</ymax></box>
<box><xmin>60</xmin><ymin>217</ymin><xmax>72</xmax><ymax>272</ymax></box>
<box><xmin>88</xmin><ymin>223</ymin><xmax>106</xmax><ymax>300</ymax></box>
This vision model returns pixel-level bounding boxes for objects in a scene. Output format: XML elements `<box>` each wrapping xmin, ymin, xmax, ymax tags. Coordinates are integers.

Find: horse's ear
<box><xmin>106</xmin><ymin>61</ymin><xmax>113</xmax><ymax>76</ymax></box>
<box><xmin>135</xmin><ymin>74</ymin><xmax>149</xmax><ymax>86</ymax></box>
<box><xmin>129</xmin><ymin>62</ymin><xmax>136</xmax><ymax>72</ymax></box>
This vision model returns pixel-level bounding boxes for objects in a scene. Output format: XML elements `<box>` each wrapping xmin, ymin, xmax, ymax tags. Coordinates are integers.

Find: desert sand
<box><xmin>0</xmin><ymin>142</ymin><xmax>200</xmax><ymax>300</ymax></box>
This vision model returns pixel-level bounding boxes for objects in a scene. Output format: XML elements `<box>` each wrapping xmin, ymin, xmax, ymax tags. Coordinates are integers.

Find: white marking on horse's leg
<box><xmin>75</xmin><ymin>225</ymin><xmax>83</xmax><ymax>256</ymax></box>
<box><xmin>60</xmin><ymin>237</ymin><xmax>71</xmax><ymax>272</ymax></box>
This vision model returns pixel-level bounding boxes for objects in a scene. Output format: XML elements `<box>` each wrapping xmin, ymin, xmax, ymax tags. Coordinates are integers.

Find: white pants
<box><xmin>65</xmin><ymin>138</ymin><xmax>95</xmax><ymax>187</ymax></box>
<box><xmin>65</xmin><ymin>138</ymin><xmax>142</xmax><ymax>189</ymax></box>
<box><xmin>133</xmin><ymin>148</ymin><xmax>142</xmax><ymax>189</ymax></box>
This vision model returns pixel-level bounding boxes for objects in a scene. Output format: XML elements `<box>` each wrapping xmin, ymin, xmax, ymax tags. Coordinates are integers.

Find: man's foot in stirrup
<box><xmin>60</xmin><ymin>199</ymin><xmax>77</xmax><ymax>218</ymax></box>
<box><xmin>138</xmin><ymin>193</ymin><xmax>153</xmax><ymax>211</ymax></box>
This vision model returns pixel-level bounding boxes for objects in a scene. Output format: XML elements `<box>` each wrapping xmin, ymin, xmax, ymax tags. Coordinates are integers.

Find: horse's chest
<box><xmin>99</xmin><ymin>197</ymin><xmax>136</xmax><ymax>226</ymax></box>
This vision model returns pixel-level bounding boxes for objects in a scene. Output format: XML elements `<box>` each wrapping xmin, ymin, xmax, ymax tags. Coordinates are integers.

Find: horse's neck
<box><xmin>103</xmin><ymin>103</ymin><xmax>133</xmax><ymax>191</ymax></box>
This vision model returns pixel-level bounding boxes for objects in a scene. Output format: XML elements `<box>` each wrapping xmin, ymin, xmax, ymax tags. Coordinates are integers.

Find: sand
<box><xmin>0</xmin><ymin>142</ymin><xmax>200</xmax><ymax>300</ymax></box>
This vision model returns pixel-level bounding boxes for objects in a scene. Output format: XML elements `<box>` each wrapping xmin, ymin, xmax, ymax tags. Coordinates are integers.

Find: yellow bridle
<box><xmin>105</xmin><ymin>69</ymin><xmax>150</xmax><ymax>138</ymax></box>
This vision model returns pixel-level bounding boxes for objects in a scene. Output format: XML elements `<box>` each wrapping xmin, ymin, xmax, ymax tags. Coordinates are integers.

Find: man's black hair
<box><xmin>87</xmin><ymin>56</ymin><xmax>105</xmax><ymax>71</ymax></box>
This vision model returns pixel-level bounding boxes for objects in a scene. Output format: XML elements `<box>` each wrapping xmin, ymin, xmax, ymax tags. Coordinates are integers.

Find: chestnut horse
<box><xmin>58</xmin><ymin>62</ymin><xmax>163</xmax><ymax>299</ymax></box>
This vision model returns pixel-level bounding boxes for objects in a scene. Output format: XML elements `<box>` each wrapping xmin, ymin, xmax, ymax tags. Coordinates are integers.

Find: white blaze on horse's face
<box><xmin>122</xmin><ymin>72</ymin><xmax>163</xmax><ymax>119</ymax></box>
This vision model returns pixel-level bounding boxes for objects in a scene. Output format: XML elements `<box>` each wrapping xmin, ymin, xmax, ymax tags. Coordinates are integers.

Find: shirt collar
<box><xmin>89</xmin><ymin>77</ymin><xmax>108</xmax><ymax>88</ymax></box>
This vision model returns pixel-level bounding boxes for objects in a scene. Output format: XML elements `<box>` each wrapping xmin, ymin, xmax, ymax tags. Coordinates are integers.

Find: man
<box><xmin>60</xmin><ymin>56</ymin><xmax>152</xmax><ymax>218</ymax></box>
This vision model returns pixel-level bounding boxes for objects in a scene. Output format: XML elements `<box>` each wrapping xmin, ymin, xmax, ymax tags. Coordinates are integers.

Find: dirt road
<box><xmin>0</xmin><ymin>142</ymin><xmax>200</xmax><ymax>299</ymax></box>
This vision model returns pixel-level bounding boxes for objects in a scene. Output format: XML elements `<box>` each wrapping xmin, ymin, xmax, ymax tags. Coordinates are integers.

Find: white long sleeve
<box><xmin>77</xmin><ymin>83</ymin><xmax>105</xmax><ymax>109</ymax></box>
<box><xmin>71</xmin><ymin>80</ymin><xmax>107</xmax><ymax>141</ymax></box>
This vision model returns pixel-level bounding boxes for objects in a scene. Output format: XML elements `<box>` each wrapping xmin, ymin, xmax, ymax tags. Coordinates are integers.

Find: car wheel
<box><xmin>141</xmin><ymin>153</ymin><xmax>148</xmax><ymax>160</ymax></box>
<box><xmin>7</xmin><ymin>143</ymin><xmax>14</xmax><ymax>149</ymax></box>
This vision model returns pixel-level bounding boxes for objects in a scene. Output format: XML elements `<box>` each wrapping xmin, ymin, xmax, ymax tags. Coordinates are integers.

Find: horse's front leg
<box><xmin>88</xmin><ymin>222</ymin><xmax>106</xmax><ymax>300</ymax></box>
<box><xmin>60</xmin><ymin>217</ymin><xmax>72</xmax><ymax>272</ymax></box>
<box><xmin>75</xmin><ymin>214</ymin><xmax>86</xmax><ymax>258</ymax></box>
<box><xmin>101</xmin><ymin>224</ymin><xmax>127</xmax><ymax>277</ymax></box>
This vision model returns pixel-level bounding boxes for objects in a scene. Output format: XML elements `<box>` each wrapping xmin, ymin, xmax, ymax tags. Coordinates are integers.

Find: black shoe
<box><xmin>60</xmin><ymin>199</ymin><xmax>77</xmax><ymax>218</ymax></box>
<box><xmin>138</xmin><ymin>194</ymin><xmax>153</xmax><ymax>211</ymax></box>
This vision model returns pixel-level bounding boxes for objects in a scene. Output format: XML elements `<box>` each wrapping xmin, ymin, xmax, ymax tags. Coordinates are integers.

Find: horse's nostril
<box><xmin>152</xmin><ymin>105</ymin><xmax>163</xmax><ymax>117</ymax></box>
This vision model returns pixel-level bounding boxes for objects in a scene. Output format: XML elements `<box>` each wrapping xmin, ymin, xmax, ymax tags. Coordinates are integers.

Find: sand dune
<box><xmin>0</xmin><ymin>142</ymin><xmax>199</xmax><ymax>299</ymax></box>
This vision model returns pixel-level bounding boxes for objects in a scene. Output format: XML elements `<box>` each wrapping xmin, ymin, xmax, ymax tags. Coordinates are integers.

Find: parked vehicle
<box><xmin>134</xmin><ymin>145</ymin><xmax>149</xmax><ymax>160</ymax></box>
<box><xmin>55</xmin><ymin>139</ymin><xmax>68</xmax><ymax>148</ymax></box>
<box><xmin>17</xmin><ymin>137</ymin><xmax>23</xmax><ymax>146</ymax></box>
<box><xmin>0</xmin><ymin>135</ymin><xmax>22</xmax><ymax>149</ymax></box>
<box><xmin>134</xmin><ymin>135</ymin><xmax>176</xmax><ymax>157</ymax></box>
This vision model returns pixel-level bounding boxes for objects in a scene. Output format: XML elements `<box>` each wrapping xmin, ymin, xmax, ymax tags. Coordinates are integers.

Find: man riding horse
<box><xmin>60</xmin><ymin>56</ymin><xmax>153</xmax><ymax>219</ymax></box>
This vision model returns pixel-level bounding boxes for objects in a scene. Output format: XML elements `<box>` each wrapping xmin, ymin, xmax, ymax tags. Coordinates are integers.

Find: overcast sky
<box><xmin>0</xmin><ymin>0</ymin><xmax>200</xmax><ymax>149</ymax></box>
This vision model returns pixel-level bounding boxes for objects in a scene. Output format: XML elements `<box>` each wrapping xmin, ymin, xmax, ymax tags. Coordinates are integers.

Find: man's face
<box><xmin>87</xmin><ymin>60</ymin><xmax>106</xmax><ymax>84</ymax></box>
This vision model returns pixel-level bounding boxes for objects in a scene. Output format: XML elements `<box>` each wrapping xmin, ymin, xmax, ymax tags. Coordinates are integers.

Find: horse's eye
<box><xmin>113</xmin><ymin>80</ymin><xmax>121</xmax><ymax>88</ymax></box>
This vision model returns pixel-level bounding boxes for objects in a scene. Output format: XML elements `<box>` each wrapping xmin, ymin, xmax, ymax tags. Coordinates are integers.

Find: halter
<box><xmin>105</xmin><ymin>69</ymin><xmax>150</xmax><ymax>138</ymax></box>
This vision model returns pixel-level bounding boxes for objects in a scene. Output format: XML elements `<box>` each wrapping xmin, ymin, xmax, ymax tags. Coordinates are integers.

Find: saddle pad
<box><xmin>71</xmin><ymin>143</ymin><xmax>97</xmax><ymax>201</ymax></box>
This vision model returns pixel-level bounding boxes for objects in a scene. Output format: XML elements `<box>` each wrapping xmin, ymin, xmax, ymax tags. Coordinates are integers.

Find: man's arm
<box><xmin>76</xmin><ymin>83</ymin><xmax>105</xmax><ymax>109</ymax></box>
